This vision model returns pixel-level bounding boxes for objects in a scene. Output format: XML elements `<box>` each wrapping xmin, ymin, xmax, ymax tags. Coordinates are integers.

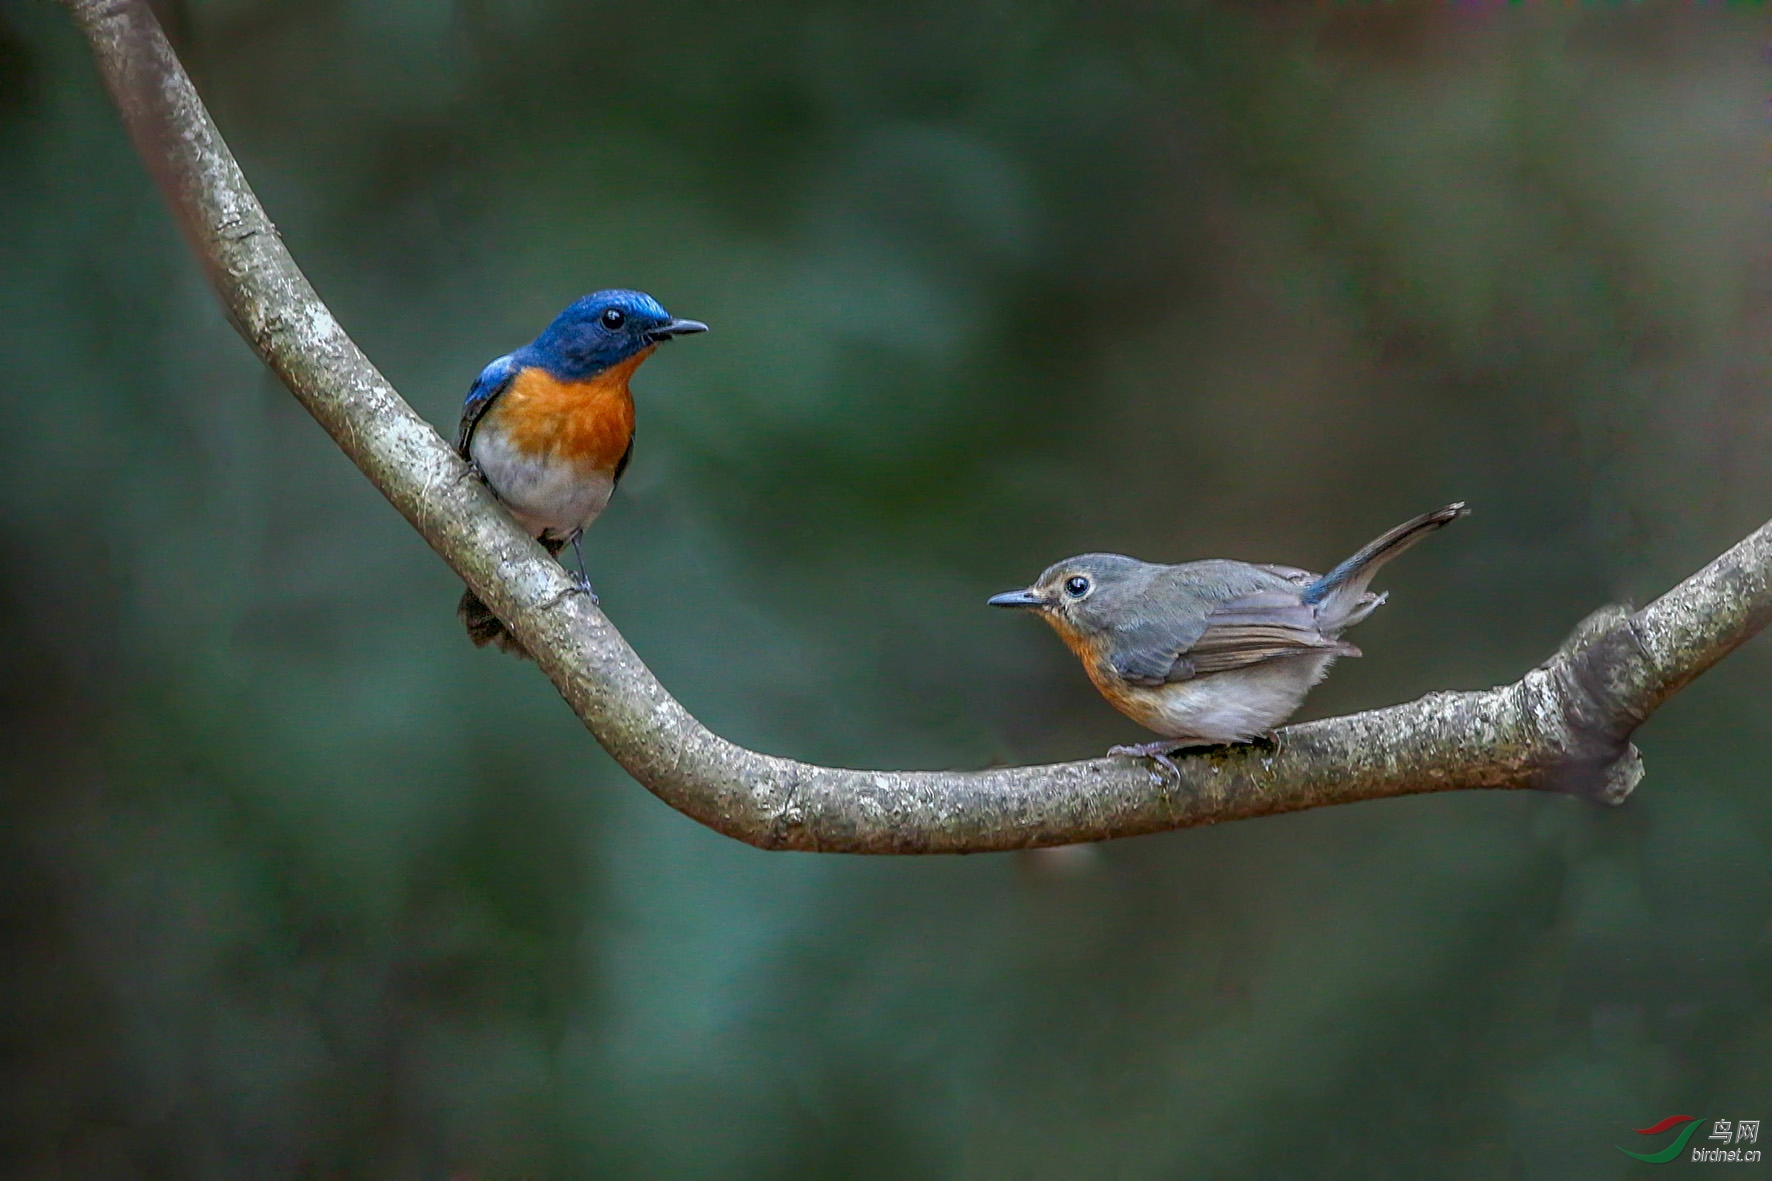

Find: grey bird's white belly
<box><xmin>1120</xmin><ymin>653</ymin><xmax>1339</xmax><ymax>745</ymax></box>
<box><xmin>470</xmin><ymin>429</ymin><xmax>615</xmax><ymax>540</ymax></box>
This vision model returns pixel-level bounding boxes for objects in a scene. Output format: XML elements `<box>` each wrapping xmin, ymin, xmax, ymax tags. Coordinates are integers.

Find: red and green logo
<box><xmin>1618</xmin><ymin>1115</ymin><xmax>1704</xmax><ymax>1163</ymax></box>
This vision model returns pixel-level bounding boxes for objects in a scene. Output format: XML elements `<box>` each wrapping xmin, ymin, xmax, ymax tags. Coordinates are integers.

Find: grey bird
<box><xmin>988</xmin><ymin>504</ymin><xmax>1468</xmax><ymax>772</ymax></box>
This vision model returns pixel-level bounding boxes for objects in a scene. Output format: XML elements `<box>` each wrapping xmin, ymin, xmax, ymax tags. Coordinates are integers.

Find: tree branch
<box><xmin>61</xmin><ymin>0</ymin><xmax>1772</xmax><ymax>852</ymax></box>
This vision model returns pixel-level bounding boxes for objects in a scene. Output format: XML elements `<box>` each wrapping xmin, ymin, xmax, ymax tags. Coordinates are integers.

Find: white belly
<box><xmin>470</xmin><ymin>429</ymin><xmax>615</xmax><ymax>540</ymax></box>
<box><xmin>1124</xmin><ymin>654</ymin><xmax>1338</xmax><ymax>745</ymax></box>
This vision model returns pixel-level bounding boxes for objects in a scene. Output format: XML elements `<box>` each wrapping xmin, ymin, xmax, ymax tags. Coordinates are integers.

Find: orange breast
<box><xmin>1034</xmin><ymin>610</ymin><xmax>1162</xmax><ymax>723</ymax></box>
<box><xmin>487</xmin><ymin>347</ymin><xmax>649</xmax><ymax>471</ymax></box>
<box><xmin>1034</xmin><ymin>617</ymin><xmax>1119</xmax><ymax>698</ymax></box>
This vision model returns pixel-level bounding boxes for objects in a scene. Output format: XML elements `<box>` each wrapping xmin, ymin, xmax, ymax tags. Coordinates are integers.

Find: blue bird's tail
<box><xmin>457</xmin><ymin>536</ymin><xmax>571</xmax><ymax>659</ymax></box>
<box><xmin>459</xmin><ymin>587</ymin><xmax>528</xmax><ymax>657</ymax></box>
<box><xmin>1302</xmin><ymin>503</ymin><xmax>1468</xmax><ymax>630</ymax></box>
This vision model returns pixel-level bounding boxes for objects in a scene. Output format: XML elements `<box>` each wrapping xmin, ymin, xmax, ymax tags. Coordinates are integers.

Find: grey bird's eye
<box><xmin>601</xmin><ymin>308</ymin><xmax>625</xmax><ymax>330</ymax></box>
<box><xmin>1064</xmin><ymin>575</ymin><xmax>1091</xmax><ymax>599</ymax></box>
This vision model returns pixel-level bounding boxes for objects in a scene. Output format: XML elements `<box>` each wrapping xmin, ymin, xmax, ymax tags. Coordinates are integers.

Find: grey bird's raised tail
<box><xmin>1302</xmin><ymin>502</ymin><xmax>1469</xmax><ymax>630</ymax></box>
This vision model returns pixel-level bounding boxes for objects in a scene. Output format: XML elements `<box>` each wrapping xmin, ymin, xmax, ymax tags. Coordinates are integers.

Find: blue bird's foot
<box><xmin>570</xmin><ymin>571</ymin><xmax>600</xmax><ymax>605</ymax></box>
<box><xmin>565</xmin><ymin>532</ymin><xmax>597</xmax><ymax>603</ymax></box>
<box><xmin>1109</xmin><ymin>740</ymin><xmax>1187</xmax><ymax>779</ymax></box>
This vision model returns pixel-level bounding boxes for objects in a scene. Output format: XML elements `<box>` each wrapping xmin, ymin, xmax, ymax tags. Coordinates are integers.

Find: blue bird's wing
<box><xmin>613</xmin><ymin>434</ymin><xmax>634</xmax><ymax>486</ymax></box>
<box><xmin>457</xmin><ymin>353</ymin><xmax>522</xmax><ymax>456</ymax></box>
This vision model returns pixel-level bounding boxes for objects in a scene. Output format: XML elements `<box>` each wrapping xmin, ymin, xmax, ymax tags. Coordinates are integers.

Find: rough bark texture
<box><xmin>61</xmin><ymin>0</ymin><xmax>1772</xmax><ymax>852</ymax></box>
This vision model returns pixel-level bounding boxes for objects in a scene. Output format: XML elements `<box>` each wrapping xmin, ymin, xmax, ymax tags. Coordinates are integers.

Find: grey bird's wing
<box><xmin>1108</xmin><ymin>563</ymin><xmax>1357</xmax><ymax>685</ymax></box>
<box><xmin>1108</xmin><ymin>615</ymin><xmax>1211</xmax><ymax>685</ymax></box>
<box><xmin>1183</xmin><ymin>588</ymin><xmax>1359</xmax><ymax>675</ymax></box>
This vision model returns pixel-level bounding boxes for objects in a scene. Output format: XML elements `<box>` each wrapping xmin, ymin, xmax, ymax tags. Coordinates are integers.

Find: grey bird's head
<box><xmin>987</xmin><ymin>553</ymin><xmax>1166</xmax><ymax>650</ymax></box>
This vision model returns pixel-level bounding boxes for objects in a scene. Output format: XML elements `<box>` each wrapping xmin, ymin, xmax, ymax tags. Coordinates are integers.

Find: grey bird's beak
<box><xmin>647</xmin><ymin>318</ymin><xmax>709</xmax><ymax>341</ymax></box>
<box><xmin>987</xmin><ymin>589</ymin><xmax>1042</xmax><ymax>609</ymax></box>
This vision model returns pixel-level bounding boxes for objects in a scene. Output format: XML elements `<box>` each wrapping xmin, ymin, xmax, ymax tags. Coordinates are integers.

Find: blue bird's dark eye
<box><xmin>1064</xmin><ymin>575</ymin><xmax>1090</xmax><ymax>599</ymax></box>
<box><xmin>601</xmin><ymin>308</ymin><xmax>625</xmax><ymax>330</ymax></box>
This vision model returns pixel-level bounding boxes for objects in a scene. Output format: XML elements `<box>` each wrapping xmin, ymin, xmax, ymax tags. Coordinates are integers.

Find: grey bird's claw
<box><xmin>569</xmin><ymin>572</ymin><xmax>599</xmax><ymax>605</ymax></box>
<box><xmin>1109</xmin><ymin>741</ymin><xmax>1185</xmax><ymax>779</ymax></box>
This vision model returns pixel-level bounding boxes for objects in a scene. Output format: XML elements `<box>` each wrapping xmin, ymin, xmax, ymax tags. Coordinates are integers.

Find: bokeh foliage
<box><xmin>3</xmin><ymin>1</ymin><xmax>1770</xmax><ymax>1176</ymax></box>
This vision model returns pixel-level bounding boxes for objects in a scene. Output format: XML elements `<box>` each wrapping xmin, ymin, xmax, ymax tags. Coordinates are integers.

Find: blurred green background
<box><xmin>4</xmin><ymin>1</ymin><xmax>1770</xmax><ymax>1176</ymax></box>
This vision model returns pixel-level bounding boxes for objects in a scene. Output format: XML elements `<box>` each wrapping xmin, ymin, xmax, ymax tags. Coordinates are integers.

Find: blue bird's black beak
<box><xmin>646</xmin><ymin>318</ymin><xmax>709</xmax><ymax>342</ymax></box>
<box><xmin>988</xmin><ymin>589</ymin><xmax>1042</xmax><ymax>609</ymax></box>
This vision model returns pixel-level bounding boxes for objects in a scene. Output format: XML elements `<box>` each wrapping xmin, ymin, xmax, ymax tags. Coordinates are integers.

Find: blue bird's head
<box><xmin>525</xmin><ymin>289</ymin><xmax>707</xmax><ymax>379</ymax></box>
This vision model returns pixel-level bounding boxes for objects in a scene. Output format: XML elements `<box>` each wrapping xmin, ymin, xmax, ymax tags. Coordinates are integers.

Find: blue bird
<box><xmin>456</xmin><ymin>289</ymin><xmax>706</xmax><ymax>655</ymax></box>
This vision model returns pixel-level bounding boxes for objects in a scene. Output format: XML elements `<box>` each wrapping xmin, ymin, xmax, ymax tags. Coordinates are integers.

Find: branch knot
<box><xmin>1536</xmin><ymin>604</ymin><xmax>1649</xmax><ymax>804</ymax></box>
